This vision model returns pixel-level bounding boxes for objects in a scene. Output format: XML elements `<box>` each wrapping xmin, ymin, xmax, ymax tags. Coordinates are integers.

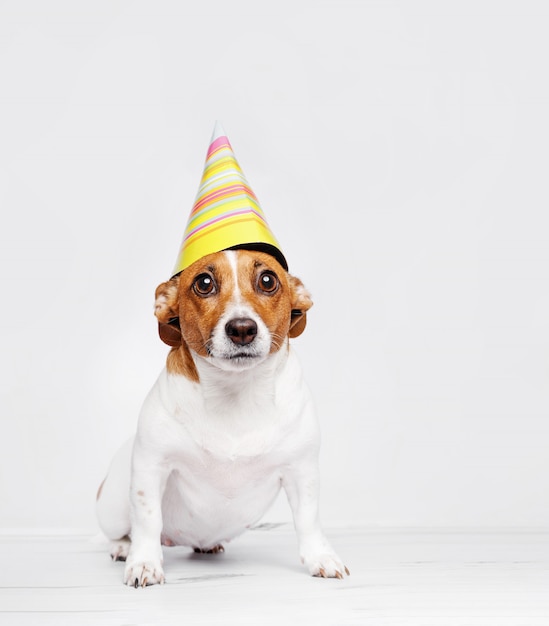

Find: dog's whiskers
<box><xmin>184</xmin><ymin>337</ymin><xmax>213</xmax><ymax>354</ymax></box>
<box><xmin>270</xmin><ymin>333</ymin><xmax>286</xmax><ymax>351</ymax></box>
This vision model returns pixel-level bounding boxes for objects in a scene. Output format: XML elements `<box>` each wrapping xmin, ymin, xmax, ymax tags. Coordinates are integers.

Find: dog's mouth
<box><xmin>205</xmin><ymin>343</ymin><xmax>261</xmax><ymax>361</ymax></box>
<box><xmin>207</xmin><ymin>348</ymin><xmax>268</xmax><ymax>371</ymax></box>
<box><xmin>228</xmin><ymin>352</ymin><xmax>258</xmax><ymax>360</ymax></box>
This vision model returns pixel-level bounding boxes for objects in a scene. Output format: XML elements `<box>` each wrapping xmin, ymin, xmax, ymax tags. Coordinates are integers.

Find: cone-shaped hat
<box><xmin>172</xmin><ymin>122</ymin><xmax>287</xmax><ymax>276</ymax></box>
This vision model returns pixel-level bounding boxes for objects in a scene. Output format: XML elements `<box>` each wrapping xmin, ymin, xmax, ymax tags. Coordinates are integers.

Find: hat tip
<box><xmin>211</xmin><ymin>120</ymin><xmax>227</xmax><ymax>141</ymax></box>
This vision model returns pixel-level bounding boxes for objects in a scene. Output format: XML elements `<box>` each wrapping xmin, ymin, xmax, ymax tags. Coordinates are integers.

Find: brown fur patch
<box><xmin>232</xmin><ymin>252</ymin><xmax>297</xmax><ymax>353</ymax></box>
<box><xmin>176</xmin><ymin>252</ymin><xmax>238</xmax><ymax>358</ymax></box>
<box><xmin>166</xmin><ymin>342</ymin><xmax>199</xmax><ymax>382</ymax></box>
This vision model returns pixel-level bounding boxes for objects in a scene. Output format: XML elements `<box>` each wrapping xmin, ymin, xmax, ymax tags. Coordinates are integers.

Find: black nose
<box><xmin>225</xmin><ymin>318</ymin><xmax>258</xmax><ymax>346</ymax></box>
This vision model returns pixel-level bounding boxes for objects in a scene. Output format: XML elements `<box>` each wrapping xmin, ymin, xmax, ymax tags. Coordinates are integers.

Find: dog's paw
<box><xmin>306</xmin><ymin>553</ymin><xmax>350</xmax><ymax>579</ymax></box>
<box><xmin>300</xmin><ymin>540</ymin><xmax>350</xmax><ymax>579</ymax></box>
<box><xmin>110</xmin><ymin>537</ymin><xmax>131</xmax><ymax>562</ymax></box>
<box><xmin>124</xmin><ymin>560</ymin><xmax>165</xmax><ymax>588</ymax></box>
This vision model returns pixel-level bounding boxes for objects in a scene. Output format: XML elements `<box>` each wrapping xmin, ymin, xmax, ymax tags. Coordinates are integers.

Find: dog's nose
<box><xmin>225</xmin><ymin>318</ymin><xmax>258</xmax><ymax>346</ymax></box>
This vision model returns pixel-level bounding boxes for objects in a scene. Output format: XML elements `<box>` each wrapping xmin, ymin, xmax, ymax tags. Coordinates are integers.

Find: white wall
<box><xmin>1</xmin><ymin>0</ymin><xmax>548</xmax><ymax>531</ymax></box>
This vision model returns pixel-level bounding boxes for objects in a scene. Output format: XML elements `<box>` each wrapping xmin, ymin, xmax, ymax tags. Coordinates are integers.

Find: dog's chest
<box><xmin>171</xmin><ymin>443</ymin><xmax>280</xmax><ymax>499</ymax></box>
<box><xmin>165</xmin><ymin>364</ymin><xmax>296</xmax><ymax>459</ymax></box>
<box><xmin>165</xmin><ymin>375</ymin><xmax>291</xmax><ymax>498</ymax></box>
<box><xmin>162</xmin><ymin>412</ymin><xmax>285</xmax><ymax>546</ymax></box>
<box><xmin>178</xmin><ymin>402</ymin><xmax>281</xmax><ymax>459</ymax></box>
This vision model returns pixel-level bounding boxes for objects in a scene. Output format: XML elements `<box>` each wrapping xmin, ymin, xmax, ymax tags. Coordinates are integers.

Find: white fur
<box><xmin>96</xmin><ymin>256</ymin><xmax>346</xmax><ymax>587</ymax></box>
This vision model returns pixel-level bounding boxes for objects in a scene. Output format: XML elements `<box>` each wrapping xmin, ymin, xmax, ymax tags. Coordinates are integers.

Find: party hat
<box><xmin>172</xmin><ymin>122</ymin><xmax>287</xmax><ymax>276</ymax></box>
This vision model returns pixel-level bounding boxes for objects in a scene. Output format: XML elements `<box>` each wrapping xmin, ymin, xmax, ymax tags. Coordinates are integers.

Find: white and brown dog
<box><xmin>96</xmin><ymin>248</ymin><xmax>348</xmax><ymax>587</ymax></box>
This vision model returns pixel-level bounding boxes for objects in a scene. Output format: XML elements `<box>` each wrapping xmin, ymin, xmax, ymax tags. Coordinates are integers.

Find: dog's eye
<box><xmin>257</xmin><ymin>271</ymin><xmax>279</xmax><ymax>294</ymax></box>
<box><xmin>193</xmin><ymin>274</ymin><xmax>216</xmax><ymax>297</ymax></box>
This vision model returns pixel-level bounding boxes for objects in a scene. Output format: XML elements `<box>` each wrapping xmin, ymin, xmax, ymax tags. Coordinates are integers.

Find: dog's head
<box><xmin>154</xmin><ymin>249</ymin><xmax>313</xmax><ymax>379</ymax></box>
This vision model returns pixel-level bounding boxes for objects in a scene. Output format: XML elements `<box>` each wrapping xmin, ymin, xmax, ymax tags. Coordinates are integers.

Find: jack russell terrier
<box><xmin>96</xmin><ymin>248</ymin><xmax>348</xmax><ymax>587</ymax></box>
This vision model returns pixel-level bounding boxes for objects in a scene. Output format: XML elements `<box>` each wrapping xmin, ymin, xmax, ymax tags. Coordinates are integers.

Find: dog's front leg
<box><xmin>282</xmin><ymin>457</ymin><xmax>349</xmax><ymax>579</ymax></box>
<box><xmin>124</xmin><ymin>440</ymin><xmax>169</xmax><ymax>587</ymax></box>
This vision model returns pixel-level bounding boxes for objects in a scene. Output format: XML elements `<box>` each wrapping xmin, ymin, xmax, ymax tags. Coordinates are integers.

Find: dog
<box><xmin>96</xmin><ymin>248</ymin><xmax>348</xmax><ymax>587</ymax></box>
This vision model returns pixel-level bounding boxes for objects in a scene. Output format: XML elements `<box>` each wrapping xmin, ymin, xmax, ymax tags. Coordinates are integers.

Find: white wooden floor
<box><xmin>0</xmin><ymin>526</ymin><xmax>547</xmax><ymax>626</ymax></box>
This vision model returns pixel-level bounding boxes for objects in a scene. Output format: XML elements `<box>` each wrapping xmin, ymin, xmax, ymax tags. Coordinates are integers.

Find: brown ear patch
<box><xmin>288</xmin><ymin>275</ymin><xmax>313</xmax><ymax>339</ymax></box>
<box><xmin>158</xmin><ymin>318</ymin><xmax>182</xmax><ymax>348</ymax></box>
<box><xmin>155</xmin><ymin>277</ymin><xmax>179</xmax><ymax>323</ymax></box>
<box><xmin>289</xmin><ymin>309</ymin><xmax>307</xmax><ymax>338</ymax></box>
<box><xmin>155</xmin><ymin>277</ymin><xmax>181</xmax><ymax>347</ymax></box>
<box><xmin>154</xmin><ymin>275</ymin><xmax>199</xmax><ymax>381</ymax></box>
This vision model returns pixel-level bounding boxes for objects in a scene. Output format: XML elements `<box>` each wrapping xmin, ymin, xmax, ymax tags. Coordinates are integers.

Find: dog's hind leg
<box><xmin>110</xmin><ymin>535</ymin><xmax>131</xmax><ymax>562</ymax></box>
<box><xmin>96</xmin><ymin>437</ymin><xmax>133</xmax><ymax>559</ymax></box>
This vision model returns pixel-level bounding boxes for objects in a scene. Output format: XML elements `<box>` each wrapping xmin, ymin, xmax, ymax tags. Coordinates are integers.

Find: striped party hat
<box><xmin>172</xmin><ymin>122</ymin><xmax>287</xmax><ymax>276</ymax></box>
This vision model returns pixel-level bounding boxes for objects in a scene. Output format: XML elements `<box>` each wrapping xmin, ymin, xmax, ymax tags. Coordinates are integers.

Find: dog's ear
<box><xmin>288</xmin><ymin>275</ymin><xmax>313</xmax><ymax>338</ymax></box>
<box><xmin>155</xmin><ymin>277</ymin><xmax>182</xmax><ymax>347</ymax></box>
